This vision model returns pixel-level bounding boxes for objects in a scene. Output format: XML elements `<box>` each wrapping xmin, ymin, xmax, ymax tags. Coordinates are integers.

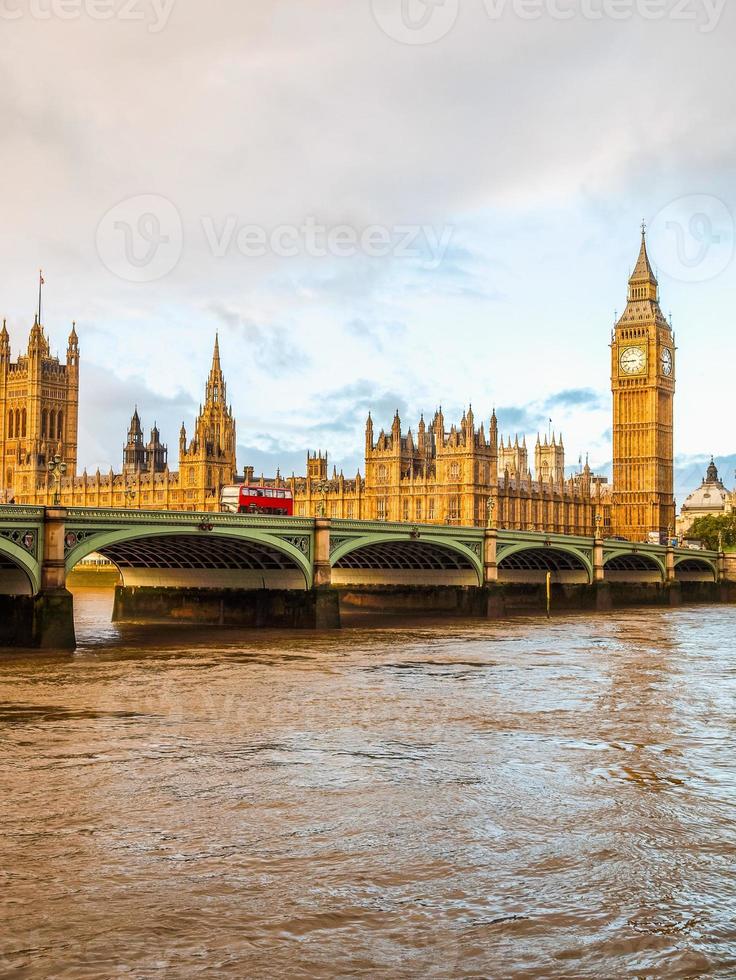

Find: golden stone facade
<box><xmin>1</xmin><ymin>318</ymin><xmax>79</xmax><ymax>502</ymax></box>
<box><xmin>6</xmin><ymin>335</ymin><xmax>237</xmax><ymax>512</ymax></box>
<box><xmin>290</xmin><ymin>412</ymin><xmax>609</xmax><ymax>535</ymax></box>
<box><xmin>2</xmin><ymin>231</ymin><xmax>676</xmax><ymax>540</ymax></box>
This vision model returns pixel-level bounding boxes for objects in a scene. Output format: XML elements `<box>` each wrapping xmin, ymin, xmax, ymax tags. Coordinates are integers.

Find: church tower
<box><xmin>611</xmin><ymin>227</ymin><xmax>676</xmax><ymax>541</ymax></box>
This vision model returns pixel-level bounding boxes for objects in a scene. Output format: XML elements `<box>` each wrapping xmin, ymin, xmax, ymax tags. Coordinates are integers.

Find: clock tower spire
<box><xmin>611</xmin><ymin>226</ymin><xmax>676</xmax><ymax>542</ymax></box>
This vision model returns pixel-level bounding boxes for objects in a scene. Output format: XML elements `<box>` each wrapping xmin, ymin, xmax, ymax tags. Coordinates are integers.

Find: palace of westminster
<box><xmin>0</xmin><ymin>231</ymin><xmax>723</xmax><ymax>541</ymax></box>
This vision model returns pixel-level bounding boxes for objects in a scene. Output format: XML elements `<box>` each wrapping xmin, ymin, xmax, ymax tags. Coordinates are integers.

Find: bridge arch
<box><xmin>674</xmin><ymin>555</ymin><xmax>717</xmax><ymax>583</ymax></box>
<box><xmin>603</xmin><ymin>550</ymin><xmax>665</xmax><ymax>583</ymax></box>
<box><xmin>496</xmin><ymin>542</ymin><xmax>592</xmax><ymax>584</ymax></box>
<box><xmin>65</xmin><ymin>527</ymin><xmax>313</xmax><ymax>590</ymax></box>
<box><xmin>0</xmin><ymin>538</ymin><xmax>38</xmax><ymax>595</ymax></box>
<box><xmin>331</xmin><ymin>534</ymin><xmax>483</xmax><ymax>587</ymax></box>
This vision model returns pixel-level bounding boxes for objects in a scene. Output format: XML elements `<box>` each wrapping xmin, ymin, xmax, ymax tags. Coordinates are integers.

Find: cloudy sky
<box><xmin>2</xmin><ymin>0</ymin><xmax>734</xmax><ymax>500</ymax></box>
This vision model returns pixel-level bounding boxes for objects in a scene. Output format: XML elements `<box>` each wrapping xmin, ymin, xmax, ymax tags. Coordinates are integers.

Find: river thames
<box><xmin>2</xmin><ymin>590</ymin><xmax>735</xmax><ymax>979</ymax></box>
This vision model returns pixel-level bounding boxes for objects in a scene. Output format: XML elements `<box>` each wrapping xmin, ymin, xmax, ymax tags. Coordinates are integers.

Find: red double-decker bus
<box><xmin>221</xmin><ymin>485</ymin><xmax>294</xmax><ymax>516</ymax></box>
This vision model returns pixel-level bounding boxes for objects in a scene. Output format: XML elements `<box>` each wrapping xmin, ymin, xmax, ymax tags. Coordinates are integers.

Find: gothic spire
<box><xmin>206</xmin><ymin>333</ymin><xmax>227</xmax><ymax>406</ymax></box>
<box><xmin>128</xmin><ymin>407</ymin><xmax>143</xmax><ymax>438</ymax></box>
<box><xmin>628</xmin><ymin>224</ymin><xmax>658</xmax><ymax>302</ymax></box>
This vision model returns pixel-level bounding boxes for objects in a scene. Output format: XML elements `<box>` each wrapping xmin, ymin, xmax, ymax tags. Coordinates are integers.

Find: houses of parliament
<box><xmin>0</xmin><ymin>231</ymin><xmax>677</xmax><ymax>541</ymax></box>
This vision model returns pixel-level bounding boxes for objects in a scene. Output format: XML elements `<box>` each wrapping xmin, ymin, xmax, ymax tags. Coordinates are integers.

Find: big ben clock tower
<box><xmin>611</xmin><ymin>226</ymin><xmax>676</xmax><ymax>542</ymax></box>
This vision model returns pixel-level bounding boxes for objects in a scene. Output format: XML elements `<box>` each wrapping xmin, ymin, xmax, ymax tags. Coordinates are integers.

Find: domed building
<box><xmin>677</xmin><ymin>459</ymin><xmax>734</xmax><ymax>538</ymax></box>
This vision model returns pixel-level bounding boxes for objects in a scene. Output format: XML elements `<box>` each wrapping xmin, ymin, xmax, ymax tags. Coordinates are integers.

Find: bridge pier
<box><xmin>33</xmin><ymin>507</ymin><xmax>76</xmax><ymax>649</ymax></box>
<box><xmin>592</xmin><ymin>581</ymin><xmax>613</xmax><ymax>611</ymax></box>
<box><xmin>312</xmin><ymin>518</ymin><xmax>341</xmax><ymax>628</ymax></box>
<box><xmin>113</xmin><ymin>585</ymin><xmax>341</xmax><ymax>630</ymax></box>
<box><xmin>593</xmin><ymin>535</ymin><xmax>605</xmax><ymax>583</ymax></box>
<box><xmin>483</xmin><ymin>528</ymin><xmax>506</xmax><ymax>617</ymax></box>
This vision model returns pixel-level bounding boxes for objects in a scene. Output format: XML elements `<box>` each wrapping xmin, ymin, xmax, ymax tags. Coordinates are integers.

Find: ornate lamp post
<box><xmin>486</xmin><ymin>495</ymin><xmax>496</xmax><ymax>529</ymax></box>
<box><xmin>595</xmin><ymin>512</ymin><xmax>602</xmax><ymax>538</ymax></box>
<box><xmin>315</xmin><ymin>480</ymin><xmax>330</xmax><ymax>518</ymax></box>
<box><xmin>48</xmin><ymin>454</ymin><xmax>67</xmax><ymax>506</ymax></box>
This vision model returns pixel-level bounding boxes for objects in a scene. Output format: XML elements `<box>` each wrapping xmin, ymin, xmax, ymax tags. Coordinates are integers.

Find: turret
<box><xmin>28</xmin><ymin>315</ymin><xmax>49</xmax><ymax>360</ymax></box>
<box><xmin>0</xmin><ymin>320</ymin><xmax>9</xmax><ymax>363</ymax></box>
<box><xmin>365</xmin><ymin>412</ymin><xmax>374</xmax><ymax>452</ymax></box>
<box><xmin>418</xmin><ymin>413</ymin><xmax>427</xmax><ymax>453</ymax></box>
<box><xmin>433</xmin><ymin>407</ymin><xmax>444</xmax><ymax>446</ymax></box>
<box><xmin>67</xmin><ymin>322</ymin><xmax>79</xmax><ymax>366</ymax></box>
<box><xmin>123</xmin><ymin>407</ymin><xmax>147</xmax><ymax>475</ymax></box>
<box><xmin>146</xmin><ymin>422</ymin><xmax>168</xmax><ymax>473</ymax></box>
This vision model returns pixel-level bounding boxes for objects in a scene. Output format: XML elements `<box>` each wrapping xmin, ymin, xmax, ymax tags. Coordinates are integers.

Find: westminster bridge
<box><xmin>0</xmin><ymin>505</ymin><xmax>728</xmax><ymax>648</ymax></box>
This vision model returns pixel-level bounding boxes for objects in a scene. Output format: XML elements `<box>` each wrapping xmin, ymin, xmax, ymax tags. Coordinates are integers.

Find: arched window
<box><xmin>21</xmin><ymin>409</ymin><xmax>27</xmax><ymax>437</ymax></box>
<box><xmin>8</xmin><ymin>411</ymin><xmax>13</xmax><ymax>438</ymax></box>
<box><xmin>57</xmin><ymin>411</ymin><xmax>63</xmax><ymax>440</ymax></box>
<box><xmin>42</xmin><ymin>410</ymin><xmax>48</xmax><ymax>438</ymax></box>
<box><xmin>48</xmin><ymin>411</ymin><xmax>55</xmax><ymax>440</ymax></box>
<box><xmin>15</xmin><ymin>409</ymin><xmax>20</xmax><ymax>439</ymax></box>
<box><xmin>188</xmin><ymin>467</ymin><xmax>196</xmax><ymax>486</ymax></box>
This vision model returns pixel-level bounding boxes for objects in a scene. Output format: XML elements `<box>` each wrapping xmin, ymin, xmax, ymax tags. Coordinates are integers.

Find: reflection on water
<box><xmin>2</xmin><ymin>589</ymin><xmax>736</xmax><ymax>978</ymax></box>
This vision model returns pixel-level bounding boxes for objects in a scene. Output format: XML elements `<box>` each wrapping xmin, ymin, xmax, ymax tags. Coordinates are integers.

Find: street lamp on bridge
<box><xmin>315</xmin><ymin>480</ymin><xmax>330</xmax><ymax>518</ymax></box>
<box><xmin>48</xmin><ymin>454</ymin><xmax>67</xmax><ymax>506</ymax></box>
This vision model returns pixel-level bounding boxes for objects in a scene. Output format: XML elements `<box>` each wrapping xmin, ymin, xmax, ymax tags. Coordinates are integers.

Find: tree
<box><xmin>688</xmin><ymin>514</ymin><xmax>736</xmax><ymax>551</ymax></box>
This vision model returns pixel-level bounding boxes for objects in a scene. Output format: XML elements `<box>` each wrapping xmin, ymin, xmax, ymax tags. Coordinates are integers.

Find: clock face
<box><xmin>661</xmin><ymin>348</ymin><xmax>673</xmax><ymax>376</ymax></box>
<box><xmin>620</xmin><ymin>346</ymin><xmax>647</xmax><ymax>375</ymax></box>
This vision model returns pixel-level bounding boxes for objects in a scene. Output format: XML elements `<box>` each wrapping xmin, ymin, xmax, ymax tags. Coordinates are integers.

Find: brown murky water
<box><xmin>1</xmin><ymin>589</ymin><xmax>736</xmax><ymax>979</ymax></box>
